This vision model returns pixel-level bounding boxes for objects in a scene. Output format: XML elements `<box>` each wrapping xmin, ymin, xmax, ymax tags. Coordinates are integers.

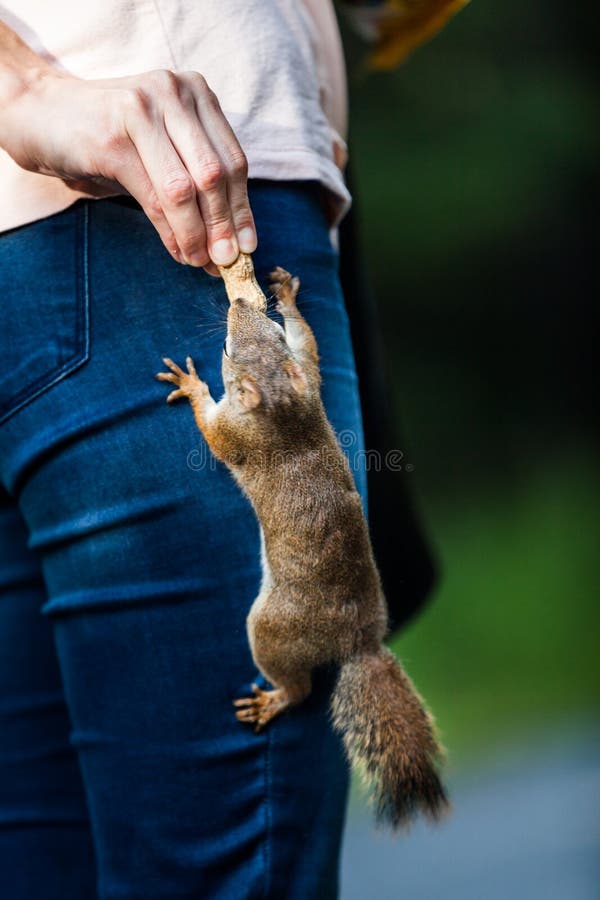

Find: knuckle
<box><xmin>122</xmin><ymin>86</ymin><xmax>151</xmax><ymax>116</ymax></box>
<box><xmin>228</xmin><ymin>149</ymin><xmax>248</xmax><ymax>179</ymax></box>
<box><xmin>205</xmin><ymin>89</ymin><xmax>222</xmax><ymax>113</ymax></box>
<box><xmin>145</xmin><ymin>192</ymin><xmax>164</xmax><ymax>221</ymax></box>
<box><xmin>196</xmin><ymin>159</ymin><xmax>224</xmax><ymax>192</ymax></box>
<box><xmin>162</xmin><ymin>174</ymin><xmax>196</xmax><ymax>207</ymax></box>
<box><xmin>204</xmin><ymin>214</ymin><xmax>233</xmax><ymax>235</ymax></box>
<box><xmin>177</xmin><ymin>83</ymin><xmax>195</xmax><ymax>107</ymax></box>
<box><xmin>101</xmin><ymin>127</ymin><xmax>126</xmax><ymax>155</ymax></box>
<box><xmin>164</xmin><ymin>235</ymin><xmax>180</xmax><ymax>258</ymax></box>
<box><xmin>233</xmin><ymin>213</ymin><xmax>254</xmax><ymax>234</ymax></box>
<box><xmin>180</xmin><ymin>234</ymin><xmax>208</xmax><ymax>258</ymax></box>
<box><xmin>152</xmin><ymin>68</ymin><xmax>180</xmax><ymax>96</ymax></box>
<box><xmin>185</xmin><ymin>71</ymin><xmax>209</xmax><ymax>92</ymax></box>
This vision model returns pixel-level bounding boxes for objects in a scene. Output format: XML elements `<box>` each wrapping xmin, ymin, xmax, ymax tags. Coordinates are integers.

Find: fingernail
<box><xmin>237</xmin><ymin>227</ymin><xmax>257</xmax><ymax>253</ymax></box>
<box><xmin>211</xmin><ymin>238</ymin><xmax>237</xmax><ymax>265</ymax></box>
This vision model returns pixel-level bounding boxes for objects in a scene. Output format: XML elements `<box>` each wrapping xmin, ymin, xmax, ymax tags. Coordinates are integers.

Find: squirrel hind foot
<box><xmin>233</xmin><ymin>684</ymin><xmax>290</xmax><ymax>733</ymax></box>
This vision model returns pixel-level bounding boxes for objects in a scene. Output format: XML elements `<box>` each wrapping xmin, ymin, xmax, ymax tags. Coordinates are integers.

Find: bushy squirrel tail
<box><xmin>331</xmin><ymin>647</ymin><xmax>449</xmax><ymax>828</ymax></box>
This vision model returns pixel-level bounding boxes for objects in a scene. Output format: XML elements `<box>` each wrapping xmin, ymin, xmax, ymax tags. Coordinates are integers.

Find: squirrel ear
<box><xmin>239</xmin><ymin>376</ymin><xmax>262</xmax><ymax>410</ymax></box>
<box><xmin>284</xmin><ymin>359</ymin><xmax>308</xmax><ymax>395</ymax></box>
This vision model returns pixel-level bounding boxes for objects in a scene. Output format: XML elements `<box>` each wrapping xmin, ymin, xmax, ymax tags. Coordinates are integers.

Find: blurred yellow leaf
<box><xmin>362</xmin><ymin>0</ymin><xmax>471</xmax><ymax>69</ymax></box>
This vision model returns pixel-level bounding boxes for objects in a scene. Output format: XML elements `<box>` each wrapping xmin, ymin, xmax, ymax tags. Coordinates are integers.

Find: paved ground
<box><xmin>340</xmin><ymin>722</ymin><xmax>600</xmax><ymax>900</ymax></box>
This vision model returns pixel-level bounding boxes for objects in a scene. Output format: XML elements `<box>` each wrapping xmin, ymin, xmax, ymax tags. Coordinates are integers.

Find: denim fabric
<box><xmin>0</xmin><ymin>183</ymin><xmax>366</xmax><ymax>899</ymax></box>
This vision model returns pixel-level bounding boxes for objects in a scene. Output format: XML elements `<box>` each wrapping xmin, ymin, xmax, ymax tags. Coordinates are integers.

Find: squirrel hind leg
<box><xmin>233</xmin><ymin>676</ymin><xmax>310</xmax><ymax>733</ymax></box>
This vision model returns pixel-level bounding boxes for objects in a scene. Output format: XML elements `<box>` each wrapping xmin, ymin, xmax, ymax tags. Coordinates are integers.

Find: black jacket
<box><xmin>338</xmin><ymin>201</ymin><xmax>438</xmax><ymax>632</ymax></box>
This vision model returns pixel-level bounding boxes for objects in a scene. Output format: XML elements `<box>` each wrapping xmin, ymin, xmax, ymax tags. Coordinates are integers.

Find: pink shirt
<box><xmin>0</xmin><ymin>0</ymin><xmax>349</xmax><ymax>232</ymax></box>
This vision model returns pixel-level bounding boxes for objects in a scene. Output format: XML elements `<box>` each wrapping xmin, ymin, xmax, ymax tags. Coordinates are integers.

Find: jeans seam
<box><xmin>79</xmin><ymin>202</ymin><xmax>91</xmax><ymax>364</ymax></box>
<box><xmin>263</xmin><ymin>727</ymin><xmax>273</xmax><ymax>900</ymax></box>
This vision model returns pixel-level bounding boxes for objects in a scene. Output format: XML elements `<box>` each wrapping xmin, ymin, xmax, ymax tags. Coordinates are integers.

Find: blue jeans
<box><xmin>0</xmin><ymin>183</ymin><xmax>366</xmax><ymax>899</ymax></box>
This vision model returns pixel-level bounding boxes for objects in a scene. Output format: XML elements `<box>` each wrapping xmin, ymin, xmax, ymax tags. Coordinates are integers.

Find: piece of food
<box><xmin>218</xmin><ymin>253</ymin><xmax>267</xmax><ymax>312</ymax></box>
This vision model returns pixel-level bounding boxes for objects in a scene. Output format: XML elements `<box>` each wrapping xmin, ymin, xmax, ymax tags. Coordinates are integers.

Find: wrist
<box><xmin>0</xmin><ymin>22</ymin><xmax>62</xmax><ymax>145</ymax></box>
<box><xmin>0</xmin><ymin>61</ymin><xmax>67</xmax><ymax>158</ymax></box>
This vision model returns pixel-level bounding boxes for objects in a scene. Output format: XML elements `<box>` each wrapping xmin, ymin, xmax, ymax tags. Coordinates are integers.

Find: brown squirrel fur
<box><xmin>156</xmin><ymin>265</ymin><xmax>448</xmax><ymax>828</ymax></box>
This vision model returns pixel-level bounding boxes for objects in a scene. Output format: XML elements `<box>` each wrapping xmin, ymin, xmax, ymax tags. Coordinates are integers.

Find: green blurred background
<box><xmin>341</xmin><ymin>0</ymin><xmax>598</xmax><ymax>767</ymax></box>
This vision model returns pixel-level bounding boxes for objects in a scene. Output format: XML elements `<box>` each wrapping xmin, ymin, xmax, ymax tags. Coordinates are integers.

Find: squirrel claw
<box><xmin>156</xmin><ymin>355</ymin><xmax>207</xmax><ymax>402</ymax></box>
<box><xmin>234</xmin><ymin>707</ymin><xmax>267</xmax><ymax>733</ymax></box>
<box><xmin>162</xmin><ymin>357</ymin><xmax>184</xmax><ymax>376</ymax></box>
<box><xmin>233</xmin><ymin>684</ymin><xmax>284</xmax><ymax>732</ymax></box>
<box><xmin>233</xmin><ymin>684</ymin><xmax>261</xmax><ymax>709</ymax></box>
<box><xmin>268</xmin><ymin>267</ymin><xmax>300</xmax><ymax>307</ymax></box>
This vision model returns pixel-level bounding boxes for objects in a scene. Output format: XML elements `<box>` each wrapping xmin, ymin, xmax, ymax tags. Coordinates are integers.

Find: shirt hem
<box><xmin>0</xmin><ymin>149</ymin><xmax>351</xmax><ymax>234</ymax></box>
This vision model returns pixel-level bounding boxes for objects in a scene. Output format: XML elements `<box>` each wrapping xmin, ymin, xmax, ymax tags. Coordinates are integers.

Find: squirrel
<box><xmin>157</xmin><ymin>262</ymin><xmax>448</xmax><ymax>828</ymax></box>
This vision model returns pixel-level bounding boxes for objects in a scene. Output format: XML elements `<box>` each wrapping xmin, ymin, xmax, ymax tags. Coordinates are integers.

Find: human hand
<box><xmin>0</xmin><ymin>68</ymin><xmax>256</xmax><ymax>272</ymax></box>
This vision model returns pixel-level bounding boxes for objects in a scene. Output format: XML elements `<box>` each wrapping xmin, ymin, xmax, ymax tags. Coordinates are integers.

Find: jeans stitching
<box><xmin>263</xmin><ymin>727</ymin><xmax>273</xmax><ymax>899</ymax></box>
<box><xmin>79</xmin><ymin>202</ymin><xmax>91</xmax><ymax>363</ymax></box>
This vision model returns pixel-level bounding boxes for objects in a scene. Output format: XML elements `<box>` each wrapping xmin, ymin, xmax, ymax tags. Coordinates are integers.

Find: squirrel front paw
<box><xmin>269</xmin><ymin>266</ymin><xmax>300</xmax><ymax>314</ymax></box>
<box><xmin>156</xmin><ymin>356</ymin><xmax>208</xmax><ymax>404</ymax></box>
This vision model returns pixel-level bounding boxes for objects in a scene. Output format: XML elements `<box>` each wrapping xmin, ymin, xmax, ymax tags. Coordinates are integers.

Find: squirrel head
<box><xmin>223</xmin><ymin>297</ymin><xmax>308</xmax><ymax>414</ymax></box>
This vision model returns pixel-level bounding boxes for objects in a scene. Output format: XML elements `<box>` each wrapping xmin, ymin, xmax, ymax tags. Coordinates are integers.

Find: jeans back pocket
<box><xmin>0</xmin><ymin>201</ymin><xmax>90</xmax><ymax>425</ymax></box>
